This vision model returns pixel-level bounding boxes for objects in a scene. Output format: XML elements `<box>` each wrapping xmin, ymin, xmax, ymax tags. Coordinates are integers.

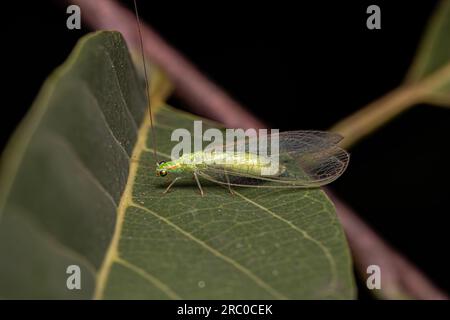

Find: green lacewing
<box><xmin>133</xmin><ymin>1</ymin><xmax>349</xmax><ymax>196</ymax></box>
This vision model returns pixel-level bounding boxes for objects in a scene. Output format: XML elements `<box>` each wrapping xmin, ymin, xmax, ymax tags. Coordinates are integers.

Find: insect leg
<box><xmin>193</xmin><ymin>172</ymin><xmax>204</xmax><ymax>196</ymax></box>
<box><xmin>163</xmin><ymin>177</ymin><xmax>181</xmax><ymax>194</ymax></box>
<box><xmin>224</xmin><ymin>172</ymin><xmax>234</xmax><ymax>195</ymax></box>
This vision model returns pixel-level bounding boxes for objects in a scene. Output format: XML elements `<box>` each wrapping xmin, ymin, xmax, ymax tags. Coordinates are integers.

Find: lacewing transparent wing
<box><xmin>131</xmin><ymin>2</ymin><xmax>348</xmax><ymax>191</ymax></box>
<box><xmin>197</xmin><ymin>131</ymin><xmax>349</xmax><ymax>188</ymax></box>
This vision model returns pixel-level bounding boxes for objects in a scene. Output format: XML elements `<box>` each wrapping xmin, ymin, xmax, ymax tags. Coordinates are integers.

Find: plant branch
<box><xmin>327</xmin><ymin>190</ymin><xmax>447</xmax><ymax>299</ymax></box>
<box><xmin>332</xmin><ymin>61</ymin><xmax>450</xmax><ymax>149</ymax></box>
<box><xmin>73</xmin><ymin>0</ymin><xmax>448</xmax><ymax>299</ymax></box>
<box><xmin>331</xmin><ymin>85</ymin><xmax>421</xmax><ymax>149</ymax></box>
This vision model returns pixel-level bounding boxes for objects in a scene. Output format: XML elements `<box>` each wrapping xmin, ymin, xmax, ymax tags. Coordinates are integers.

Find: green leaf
<box><xmin>331</xmin><ymin>1</ymin><xmax>450</xmax><ymax>148</ymax></box>
<box><xmin>406</xmin><ymin>0</ymin><xmax>450</xmax><ymax>106</ymax></box>
<box><xmin>0</xmin><ymin>31</ymin><xmax>355</xmax><ymax>299</ymax></box>
<box><xmin>407</xmin><ymin>0</ymin><xmax>450</xmax><ymax>81</ymax></box>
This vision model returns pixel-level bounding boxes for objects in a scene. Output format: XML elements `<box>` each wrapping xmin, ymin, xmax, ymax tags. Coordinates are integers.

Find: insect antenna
<box><xmin>132</xmin><ymin>0</ymin><xmax>158</xmax><ymax>165</ymax></box>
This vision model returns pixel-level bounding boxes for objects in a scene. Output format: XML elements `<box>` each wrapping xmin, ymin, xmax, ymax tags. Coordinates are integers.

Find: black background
<box><xmin>1</xmin><ymin>1</ymin><xmax>449</xmax><ymax>298</ymax></box>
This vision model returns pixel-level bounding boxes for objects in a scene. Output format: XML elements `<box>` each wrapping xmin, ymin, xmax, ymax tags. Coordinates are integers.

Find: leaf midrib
<box><xmin>93</xmin><ymin>108</ymin><xmax>150</xmax><ymax>299</ymax></box>
<box><xmin>95</xmin><ymin>109</ymin><xmax>342</xmax><ymax>299</ymax></box>
<box><xmin>94</xmin><ymin>110</ymin><xmax>289</xmax><ymax>299</ymax></box>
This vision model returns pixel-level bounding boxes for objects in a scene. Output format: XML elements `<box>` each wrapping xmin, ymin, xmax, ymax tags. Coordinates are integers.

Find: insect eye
<box><xmin>158</xmin><ymin>160</ymin><xmax>166</xmax><ymax>166</ymax></box>
<box><xmin>159</xmin><ymin>170</ymin><xmax>167</xmax><ymax>177</ymax></box>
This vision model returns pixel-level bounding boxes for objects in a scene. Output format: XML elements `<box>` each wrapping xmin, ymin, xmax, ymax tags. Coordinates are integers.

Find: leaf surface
<box><xmin>0</xmin><ymin>32</ymin><xmax>355</xmax><ymax>299</ymax></box>
<box><xmin>406</xmin><ymin>0</ymin><xmax>450</xmax><ymax>106</ymax></box>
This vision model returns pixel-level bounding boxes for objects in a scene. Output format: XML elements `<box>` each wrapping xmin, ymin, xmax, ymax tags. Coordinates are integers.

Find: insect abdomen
<box><xmin>181</xmin><ymin>151</ymin><xmax>283</xmax><ymax>176</ymax></box>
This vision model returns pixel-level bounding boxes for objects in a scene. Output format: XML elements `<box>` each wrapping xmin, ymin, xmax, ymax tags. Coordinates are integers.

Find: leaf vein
<box><xmin>130</xmin><ymin>201</ymin><xmax>288</xmax><ymax>300</ymax></box>
<box><xmin>81</xmin><ymin>81</ymin><xmax>132</xmax><ymax>160</ymax></box>
<box><xmin>115</xmin><ymin>257</ymin><xmax>182</xmax><ymax>299</ymax></box>
<box><xmin>232</xmin><ymin>190</ymin><xmax>338</xmax><ymax>292</ymax></box>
